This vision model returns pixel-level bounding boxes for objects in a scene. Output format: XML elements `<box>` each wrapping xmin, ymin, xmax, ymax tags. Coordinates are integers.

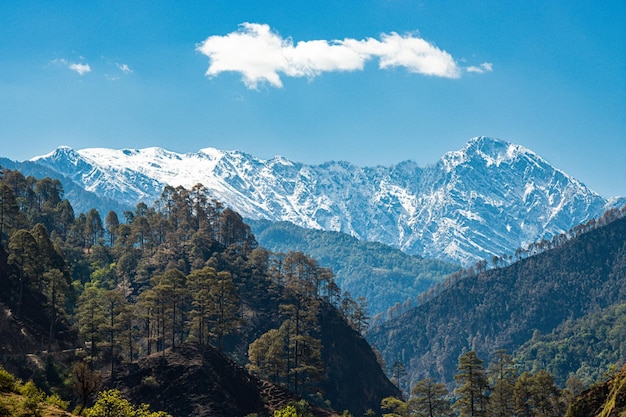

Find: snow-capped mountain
<box><xmin>31</xmin><ymin>137</ymin><xmax>615</xmax><ymax>264</ymax></box>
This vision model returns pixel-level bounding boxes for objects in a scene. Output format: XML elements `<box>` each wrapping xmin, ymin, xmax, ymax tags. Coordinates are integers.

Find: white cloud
<box><xmin>197</xmin><ymin>23</ymin><xmax>469</xmax><ymax>89</ymax></box>
<box><xmin>116</xmin><ymin>63</ymin><xmax>132</xmax><ymax>73</ymax></box>
<box><xmin>68</xmin><ymin>62</ymin><xmax>91</xmax><ymax>75</ymax></box>
<box><xmin>51</xmin><ymin>58</ymin><xmax>92</xmax><ymax>75</ymax></box>
<box><xmin>466</xmin><ymin>62</ymin><xmax>493</xmax><ymax>74</ymax></box>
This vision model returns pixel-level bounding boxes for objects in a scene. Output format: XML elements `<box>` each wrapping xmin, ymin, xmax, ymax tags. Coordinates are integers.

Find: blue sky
<box><xmin>1</xmin><ymin>1</ymin><xmax>624</xmax><ymax>197</ymax></box>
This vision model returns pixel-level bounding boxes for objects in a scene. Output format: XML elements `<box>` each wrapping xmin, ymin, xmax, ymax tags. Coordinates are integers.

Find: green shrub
<box><xmin>141</xmin><ymin>376</ymin><xmax>159</xmax><ymax>388</ymax></box>
<box><xmin>20</xmin><ymin>381</ymin><xmax>45</xmax><ymax>417</ymax></box>
<box><xmin>46</xmin><ymin>393</ymin><xmax>69</xmax><ymax>410</ymax></box>
<box><xmin>0</xmin><ymin>399</ymin><xmax>11</xmax><ymax>417</ymax></box>
<box><xmin>0</xmin><ymin>367</ymin><xmax>16</xmax><ymax>392</ymax></box>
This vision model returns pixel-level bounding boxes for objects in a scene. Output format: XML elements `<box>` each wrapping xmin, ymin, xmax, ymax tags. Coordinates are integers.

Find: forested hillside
<box><xmin>515</xmin><ymin>302</ymin><xmax>626</xmax><ymax>386</ymax></box>
<box><xmin>250</xmin><ymin>219</ymin><xmax>458</xmax><ymax>317</ymax></box>
<box><xmin>566</xmin><ymin>363</ymin><xmax>626</xmax><ymax>417</ymax></box>
<box><xmin>368</xmin><ymin>208</ymin><xmax>626</xmax><ymax>388</ymax></box>
<box><xmin>0</xmin><ymin>168</ymin><xmax>398</xmax><ymax>416</ymax></box>
<box><xmin>0</xmin><ymin>157</ymin><xmax>129</xmax><ymax>215</ymax></box>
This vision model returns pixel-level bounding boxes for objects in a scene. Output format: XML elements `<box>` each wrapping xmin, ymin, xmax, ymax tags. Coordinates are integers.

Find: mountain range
<box><xmin>23</xmin><ymin>136</ymin><xmax>621</xmax><ymax>265</ymax></box>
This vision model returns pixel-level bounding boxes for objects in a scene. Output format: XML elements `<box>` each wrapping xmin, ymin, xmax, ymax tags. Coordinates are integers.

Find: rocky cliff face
<box><xmin>31</xmin><ymin>137</ymin><xmax>613</xmax><ymax>264</ymax></box>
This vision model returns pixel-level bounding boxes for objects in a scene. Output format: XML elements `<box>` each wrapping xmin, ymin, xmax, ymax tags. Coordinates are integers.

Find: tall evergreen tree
<box><xmin>85</xmin><ymin>208</ymin><xmax>104</xmax><ymax>250</ymax></box>
<box><xmin>43</xmin><ymin>268</ymin><xmax>69</xmax><ymax>352</ymax></box>
<box><xmin>408</xmin><ymin>378</ymin><xmax>453</xmax><ymax>417</ymax></box>
<box><xmin>514</xmin><ymin>372</ymin><xmax>535</xmax><ymax>417</ymax></box>
<box><xmin>390</xmin><ymin>361</ymin><xmax>408</xmax><ymax>395</ymax></box>
<box><xmin>0</xmin><ymin>182</ymin><xmax>20</xmax><ymax>244</ymax></box>
<box><xmin>101</xmin><ymin>287</ymin><xmax>127</xmax><ymax>377</ymax></box>
<box><xmin>104</xmin><ymin>211</ymin><xmax>120</xmax><ymax>247</ymax></box>
<box><xmin>247</xmin><ymin>326</ymin><xmax>288</xmax><ymax>384</ymax></box>
<box><xmin>209</xmin><ymin>271</ymin><xmax>239</xmax><ymax>351</ymax></box>
<box><xmin>55</xmin><ymin>199</ymin><xmax>75</xmax><ymax>240</ymax></box>
<box><xmin>453</xmin><ymin>351</ymin><xmax>489</xmax><ymax>417</ymax></box>
<box><xmin>7</xmin><ymin>229</ymin><xmax>42</xmax><ymax>314</ymax></box>
<box><xmin>278</xmin><ymin>252</ymin><xmax>324</xmax><ymax>395</ymax></box>
<box><xmin>143</xmin><ymin>269</ymin><xmax>181</xmax><ymax>352</ymax></box>
<box><xmin>76</xmin><ymin>282</ymin><xmax>107</xmax><ymax>364</ymax></box>
<box><xmin>488</xmin><ymin>350</ymin><xmax>516</xmax><ymax>417</ymax></box>
<box><xmin>186</xmin><ymin>267</ymin><xmax>214</xmax><ymax>345</ymax></box>
<box><xmin>530</xmin><ymin>370</ymin><xmax>565</xmax><ymax>417</ymax></box>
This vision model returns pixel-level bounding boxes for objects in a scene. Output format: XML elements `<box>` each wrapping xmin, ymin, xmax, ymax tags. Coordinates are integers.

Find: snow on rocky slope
<box><xmin>31</xmin><ymin>137</ymin><xmax>613</xmax><ymax>264</ymax></box>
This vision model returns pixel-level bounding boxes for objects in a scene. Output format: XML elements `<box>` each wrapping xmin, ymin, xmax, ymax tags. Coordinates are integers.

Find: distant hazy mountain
<box><xmin>29</xmin><ymin>137</ymin><xmax>617</xmax><ymax>265</ymax></box>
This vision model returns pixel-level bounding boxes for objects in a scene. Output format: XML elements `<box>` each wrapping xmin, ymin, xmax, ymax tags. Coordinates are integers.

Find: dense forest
<box><xmin>0</xmin><ymin>168</ymin><xmax>397</xmax><ymax>416</ymax></box>
<box><xmin>249</xmin><ymin>219</ymin><xmax>458</xmax><ymax>318</ymax></box>
<box><xmin>0</xmin><ymin>157</ymin><xmax>129</xmax><ymax>216</ymax></box>
<box><xmin>514</xmin><ymin>301</ymin><xmax>626</xmax><ymax>385</ymax></box>
<box><xmin>368</xmin><ymin>205</ymin><xmax>626</xmax><ymax>391</ymax></box>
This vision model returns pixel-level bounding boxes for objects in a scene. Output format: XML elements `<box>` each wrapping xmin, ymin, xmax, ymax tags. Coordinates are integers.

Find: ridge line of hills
<box><xmin>367</xmin><ymin>206</ymin><xmax>626</xmax><ymax>390</ymax></box>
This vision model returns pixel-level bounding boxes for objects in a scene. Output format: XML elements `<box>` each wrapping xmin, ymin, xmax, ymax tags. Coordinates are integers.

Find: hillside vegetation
<box><xmin>566</xmin><ymin>364</ymin><xmax>626</xmax><ymax>417</ymax></box>
<box><xmin>515</xmin><ymin>302</ymin><xmax>626</xmax><ymax>386</ymax></box>
<box><xmin>0</xmin><ymin>168</ymin><xmax>397</xmax><ymax>416</ymax></box>
<box><xmin>250</xmin><ymin>219</ymin><xmax>458</xmax><ymax>317</ymax></box>
<box><xmin>3</xmin><ymin>164</ymin><xmax>626</xmax><ymax>417</ymax></box>
<box><xmin>368</xmin><ymin>208</ymin><xmax>626</xmax><ymax>387</ymax></box>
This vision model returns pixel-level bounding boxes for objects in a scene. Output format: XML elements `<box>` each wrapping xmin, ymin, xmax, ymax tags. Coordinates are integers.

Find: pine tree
<box><xmin>408</xmin><ymin>378</ymin><xmax>453</xmax><ymax>417</ymax></box>
<box><xmin>453</xmin><ymin>351</ymin><xmax>489</xmax><ymax>417</ymax></box>
<box><xmin>85</xmin><ymin>208</ymin><xmax>104</xmax><ymax>250</ymax></box>
<box><xmin>55</xmin><ymin>199</ymin><xmax>75</xmax><ymax>239</ymax></box>
<box><xmin>7</xmin><ymin>229</ymin><xmax>42</xmax><ymax>314</ymax></box>
<box><xmin>390</xmin><ymin>361</ymin><xmax>408</xmax><ymax>395</ymax></box>
<box><xmin>247</xmin><ymin>326</ymin><xmax>288</xmax><ymax>384</ymax></box>
<box><xmin>279</xmin><ymin>252</ymin><xmax>324</xmax><ymax>395</ymax></box>
<box><xmin>527</xmin><ymin>370</ymin><xmax>565</xmax><ymax>417</ymax></box>
<box><xmin>186</xmin><ymin>267</ymin><xmax>215</xmax><ymax>345</ymax></box>
<box><xmin>101</xmin><ymin>287</ymin><xmax>128</xmax><ymax>376</ymax></box>
<box><xmin>138</xmin><ymin>268</ymin><xmax>188</xmax><ymax>353</ymax></box>
<box><xmin>488</xmin><ymin>350</ymin><xmax>516</xmax><ymax>417</ymax></box>
<box><xmin>208</xmin><ymin>271</ymin><xmax>239</xmax><ymax>351</ymax></box>
<box><xmin>43</xmin><ymin>268</ymin><xmax>69</xmax><ymax>352</ymax></box>
<box><xmin>352</xmin><ymin>296</ymin><xmax>370</xmax><ymax>334</ymax></box>
<box><xmin>0</xmin><ymin>182</ymin><xmax>21</xmax><ymax>244</ymax></box>
<box><xmin>76</xmin><ymin>282</ymin><xmax>107</xmax><ymax>364</ymax></box>
<box><xmin>513</xmin><ymin>372</ymin><xmax>534</xmax><ymax>417</ymax></box>
<box><xmin>105</xmin><ymin>210</ymin><xmax>120</xmax><ymax>247</ymax></box>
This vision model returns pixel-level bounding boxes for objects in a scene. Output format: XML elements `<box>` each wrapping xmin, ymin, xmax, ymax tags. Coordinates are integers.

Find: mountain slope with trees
<box><xmin>249</xmin><ymin>219</ymin><xmax>458</xmax><ymax>317</ymax></box>
<box><xmin>0</xmin><ymin>157</ymin><xmax>130</xmax><ymax>216</ymax></box>
<box><xmin>566</xmin><ymin>364</ymin><xmax>626</xmax><ymax>417</ymax></box>
<box><xmin>107</xmin><ymin>343</ymin><xmax>337</xmax><ymax>417</ymax></box>
<box><xmin>367</xmin><ymin>208</ymin><xmax>626</xmax><ymax>387</ymax></box>
<box><xmin>514</xmin><ymin>301</ymin><xmax>626</xmax><ymax>386</ymax></box>
<box><xmin>0</xmin><ymin>167</ymin><xmax>398</xmax><ymax>416</ymax></box>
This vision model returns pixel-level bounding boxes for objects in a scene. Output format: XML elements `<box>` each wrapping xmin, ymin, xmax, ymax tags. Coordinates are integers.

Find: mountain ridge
<box><xmin>29</xmin><ymin>136</ymin><xmax>619</xmax><ymax>264</ymax></box>
<box><xmin>366</xmin><ymin>212</ymin><xmax>626</xmax><ymax>386</ymax></box>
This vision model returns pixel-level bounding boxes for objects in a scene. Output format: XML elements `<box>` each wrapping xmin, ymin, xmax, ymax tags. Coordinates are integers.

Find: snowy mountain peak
<box><xmin>30</xmin><ymin>139</ymin><xmax>614</xmax><ymax>265</ymax></box>
<box><xmin>441</xmin><ymin>136</ymin><xmax>536</xmax><ymax>171</ymax></box>
<box><xmin>33</xmin><ymin>145</ymin><xmax>80</xmax><ymax>161</ymax></box>
<box><xmin>198</xmin><ymin>147</ymin><xmax>226</xmax><ymax>160</ymax></box>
